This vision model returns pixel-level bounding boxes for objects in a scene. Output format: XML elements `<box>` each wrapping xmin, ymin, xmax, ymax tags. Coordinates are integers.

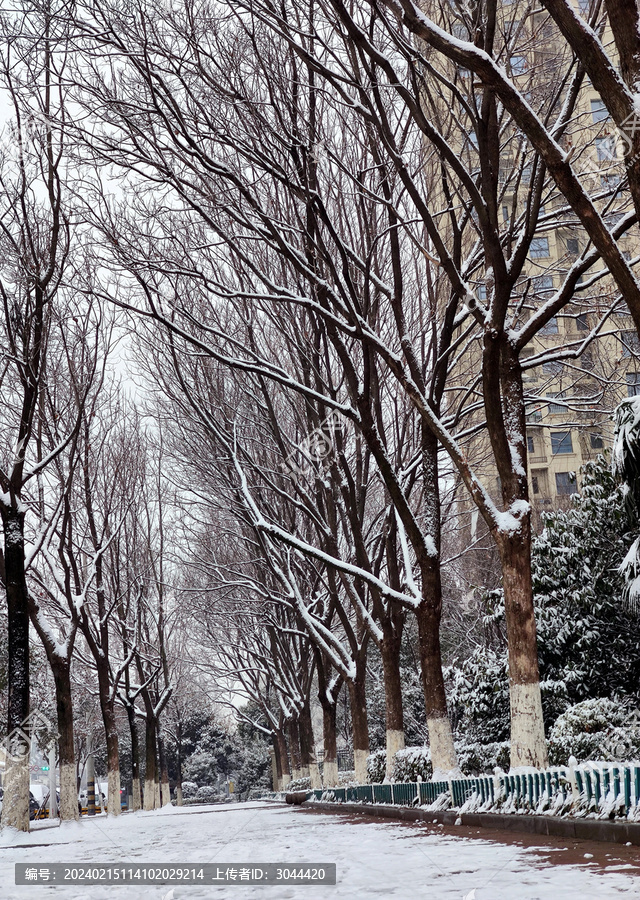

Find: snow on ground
<box><xmin>1</xmin><ymin>801</ymin><xmax>640</xmax><ymax>899</ymax></box>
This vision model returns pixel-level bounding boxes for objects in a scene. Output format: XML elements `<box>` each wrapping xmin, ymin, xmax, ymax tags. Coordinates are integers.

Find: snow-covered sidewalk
<box><xmin>1</xmin><ymin>800</ymin><xmax>639</xmax><ymax>899</ymax></box>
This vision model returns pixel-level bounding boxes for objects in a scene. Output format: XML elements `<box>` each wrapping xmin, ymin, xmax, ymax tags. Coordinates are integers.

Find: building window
<box><xmin>601</xmin><ymin>173</ymin><xmax>621</xmax><ymax>190</ymax></box>
<box><xmin>595</xmin><ymin>135</ymin><xmax>617</xmax><ymax>162</ymax></box>
<box><xmin>532</xmin><ymin>475</ymin><xmax>540</xmax><ymax>494</ymax></box>
<box><xmin>590</xmin><ymin>433</ymin><xmax>603</xmax><ymax>449</ymax></box>
<box><xmin>576</xmin><ymin>313</ymin><xmax>588</xmax><ymax>331</ymax></box>
<box><xmin>540</xmin><ymin>316</ymin><xmax>559</xmax><ymax>334</ymax></box>
<box><xmin>532</xmin><ymin>274</ymin><xmax>554</xmax><ymax>297</ymax></box>
<box><xmin>543</xmin><ymin>359</ymin><xmax>563</xmax><ymax>375</ymax></box>
<box><xmin>452</xmin><ymin>23</ymin><xmax>470</xmax><ymax>39</ymax></box>
<box><xmin>527</xmin><ymin>402</ymin><xmax>543</xmax><ymax>422</ymax></box>
<box><xmin>590</xmin><ymin>98</ymin><xmax>608</xmax><ymax>123</ymax></box>
<box><xmin>551</xmin><ymin>431</ymin><xmax>573</xmax><ymax>454</ymax></box>
<box><xmin>510</xmin><ymin>56</ymin><xmax>527</xmax><ymax>74</ymax></box>
<box><xmin>621</xmin><ymin>331</ymin><xmax>640</xmax><ymax>357</ymax></box>
<box><xmin>547</xmin><ymin>392</ymin><xmax>567</xmax><ymax>414</ymax></box>
<box><xmin>581</xmin><ymin>348</ymin><xmax>594</xmax><ymax>370</ymax></box>
<box><xmin>555</xmin><ymin>471</ymin><xmax>577</xmax><ymax>495</ymax></box>
<box><xmin>627</xmin><ymin>373</ymin><xmax>640</xmax><ymax>397</ymax></box>
<box><xmin>527</xmin><ymin>436</ymin><xmax>535</xmax><ymax>453</ymax></box>
<box><xmin>476</xmin><ymin>283</ymin><xmax>487</xmax><ymax>300</ymax></box>
<box><xmin>530</xmin><ymin>236</ymin><xmax>550</xmax><ymax>258</ymax></box>
<box><xmin>566</xmin><ymin>238</ymin><xmax>580</xmax><ymax>257</ymax></box>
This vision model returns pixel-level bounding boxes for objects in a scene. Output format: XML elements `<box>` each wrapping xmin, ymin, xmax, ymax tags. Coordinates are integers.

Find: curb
<box><xmin>300</xmin><ymin>801</ymin><xmax>640</xmax><ymax>846</ymax></box>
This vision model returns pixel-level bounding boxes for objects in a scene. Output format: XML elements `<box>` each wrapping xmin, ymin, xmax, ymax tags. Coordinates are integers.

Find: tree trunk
<box><xmin>316</xmin><ymin>655</ymin><xmax>340</xmax><ymax>787</ymax></box>
<box><xmin>415</xmin><ymin>597</ymin><xmax>458</xmax><ymax>776</ymax></box>
<box><xmin>498</xmin><ymin>530</ymin><xmax>548</xmax><ymax>768</ymax></box>
<box><xmin>175</xmin><ymin>721</ymin><xmax>183</xmax><ymax>806</ymax></box>
<box><xmin>271</xmin><ymin>733</ymin><xmax>283</xmax><ymax>790</ymax></box>
<box><xmin>348</xmin><ymin>666</ymin><xmax>370</xmax><ymax>784</ymax></box>
<box><xmin>286</xmin><ymin>719</ymin><xmax>303</xmax><ymax>780</ymax></box>
<box><xmin>51</xmin><ymin>659</ymin><xmax>79</xmax><ymax>821</ymax></box>
<box><xmin>1</xmin><ymin>506</ymin><xmax>30</xmax><ymax>831</ymax></box>
<box><xmin>484</xmin><ymin>342</ymin><xmax>547</xmax><ymax>770</ymax></box>
<box><xmin>380</xmin><ymin>624</ymin><xmax>405</xmax><ymax>780</ymax></box>
<box><xmin>276</xmin><ymin>728</ymin><xmax>290</xmax><ymax>789</ymax></box>
<box><xmin>157</xmin><ymin>727</ymin><xmax>171</xmax><ymax>806</ymax></box>
<box><xmin>143</xmin><ymin>714</ymin><xmax>157</xmax><ymax>810</ymax></box>
<box><xmin>125</xmin><ymin>703</ymin><xmax>141</xmax><ymax>811</ymax></box>
<box><xmin>298</xmin><ymin>702</ymin><xmax>320</xmax><ymax>787</ymax></box>
<box><xmin>96</xmin><ymin>662</ymin><xmax>121</xmax><ymax>816</ymax></box>
<box><xmin>320</xmin><ymin>700</ymin><xmax>338</xmax><ymax>787</ymax></box>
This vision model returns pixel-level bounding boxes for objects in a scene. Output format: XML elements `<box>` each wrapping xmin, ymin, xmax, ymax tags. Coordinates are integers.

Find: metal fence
<box><xmin>299</xmin><ymin>762</ymin><xmax>640</xmax><ymax>819</ymax></box>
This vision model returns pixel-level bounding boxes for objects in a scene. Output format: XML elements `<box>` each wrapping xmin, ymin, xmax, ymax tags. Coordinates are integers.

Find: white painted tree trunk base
<box><xmin>1</xmin><ymin>754</ymin><xmax>30</xmax><ymax>831</ymax></box>
<box><xmin>107</xmin><ymin>768</ymin><xmax>121</xmax><ymax>816</ymax></box>
<box><xmin>510</xmin><ymin>682</ymin><xmax>548</xmax><ymax>769</ymax></box>
<box><xmin>354</xmin><ymin>749</ymin><xmax>368</xmax><ymax>785</ymax></box>
<box><xmin>161</xmin><ymin>779</ymin><xmax>171</xmax><ymax>806</ymax></box>
<box><xmin>309</xmin><ymin>762</ymin><xmax>322</xmax><ymax>789</ymax></box>
<box><xmin>154</xmin><ymin>781</ymin><xmax>161</xmax><ymax>809</ymax></box>
<box><xmin>385</xmin><ymin>730</ymin><xmax>405</xmax><ymax>780</ymax></box>
<box><xmin>59</xmin><ymin>762</ymin><xmax>79</xmax><ymax>821</ymax></box>
<box><xmin>322</xmin><ymin>761</ymin><xmax>338</xmax><ymax>787</ymax></box>
<box><xmin>175</xmin><ymin>786</ymin><xmax>183</xmax><ymax>807</ymax></box>
<box><xmin>279</xmin><ymin>773</ymin><xmax>291</xmax><ymax>791</ymax></box>
<box><xmin>427</xmin><ymin>716</ymin><xmax>459</xmax><ymax>778</ymax></box>
<box><xmin>143</xmin><ymin>778</ymin><xmax>156</xmax><ymax>811</ymax></box>
<box><xmin>132</xmin><ymin>781</ymin><xmax>141</xmax><ymax>811</ymax></box>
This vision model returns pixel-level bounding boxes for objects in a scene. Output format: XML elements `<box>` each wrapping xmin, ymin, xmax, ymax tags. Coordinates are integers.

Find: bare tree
<box><xmin>0</xmin><ymin>0</ymin><xmax>76</xmax><ymax>829</ymax></box>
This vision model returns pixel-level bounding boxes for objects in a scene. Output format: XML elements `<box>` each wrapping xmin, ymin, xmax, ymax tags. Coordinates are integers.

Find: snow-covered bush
<box><xmin>446</xmin><ymin>642</ymin><xmax>511</xmax><ymax>744</ymax></box>
<box><xmin>338</xmin><ymin>770</ymin><xmax>356</xmax><ymax>786</ymax></box>
<box><xmin>455</xmin><ymin>740</ymin><xmax>510</xmax><ymax>776</ymax></box>
<box><xmin>548</xmin><ymin>698</ymin><xmax>640</xmax><ymax>765</ymax></box>
<box><xmin>183</xmin><ymin>751</ymin><xmax>220</xmax><ymax>786</ymax></box>
<box><xmin>391</xmin><ymin>746</ymin><xmax>432</xmax><ymax>783</ymax></box>
<box><xmin>366</xmin><ymin>749</ymin><xmax>387</xmax><ymax>784</ymax></box>
<box><xmin>196</xmin><ymin>785</ymin><xmax>220</xmax><ymax>802</ymax></box>
<box><xmin>287</xmin><ymin>777</ymin><xmax>311</xmax><ymax>791</ymax></box>
<box><xmin>181</xmin><ymin>781</ymin><xmax>199</xmax><ymax>799</ymax></box>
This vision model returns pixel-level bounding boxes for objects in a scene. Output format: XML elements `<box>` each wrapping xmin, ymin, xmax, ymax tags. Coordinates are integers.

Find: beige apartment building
<box><xmin>521</xmin><ymin>80</ymin><xmax>638</xmax><ymax>516</ymax></box>
<box><xmin>461</xmin><ymin>3</ymin><xmax>640</xmax><ymax>522</ymax></box>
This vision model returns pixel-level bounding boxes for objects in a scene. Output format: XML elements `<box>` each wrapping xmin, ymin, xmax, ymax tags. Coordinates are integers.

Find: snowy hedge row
<box><xmin>366</xmin><ymin>741</ymin><xmax>511</xmax><ymax>784</ymax></box>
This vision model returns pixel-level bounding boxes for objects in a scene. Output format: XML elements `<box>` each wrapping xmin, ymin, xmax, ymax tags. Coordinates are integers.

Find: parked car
<box><xmin>29</xmin><ymin>792</ymin><xmax>41</xmax><ymax>820</ymax></box>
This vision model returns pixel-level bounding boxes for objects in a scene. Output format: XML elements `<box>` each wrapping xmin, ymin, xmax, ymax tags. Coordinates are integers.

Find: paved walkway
<box><xmin>0</xmin><ymin>801</ymin><xmax>639</xmax><ymax>898</ymax></box>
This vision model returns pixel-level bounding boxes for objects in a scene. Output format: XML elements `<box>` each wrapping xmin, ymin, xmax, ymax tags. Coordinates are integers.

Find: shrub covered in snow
<box><xmin>548</xmin><ymin>698</ymin><xmax>640</xmax><ymax>765</ymax></box>
<box><xmin>455</xmin><ymin>740</ymin><xmax>510</xmax><ymax>776</ymax></box>
<box><xmin>195</xmin><ymin>785</ymin><xmax>220</xmax><ymax>802</ymax></box>
<box><xmin>446</xmin><ymin>639</ymin><xmax>511</xmax><ymax>744</ymax></box>
<box><xmin>391</xmin><ymin>746</ymin><xmax>432</xmax><ymax>783</ymax></box>
<box><xmin>181</xmin><ymin>781</ymin><xmax>199</xmax><ymax>799</ymax></box>
<box><xmin>287</xmin><ymin>776</ymin><xmax>311</xmax><ymax>791</ymax></box>
<box><xmin>338</xmin><ymin>771</ymin><xmax>357</xmax><ymax>786</ymax></box>
<box><xmin>367</xmin><ymin>740</ymin><xmax>510</xmax><ymax>783</ymax></box>
<box><xmin>366</xmin><ymin>749</ymin><xmax>387</xmax><ymax>784</ymax></box>
<box><xmin>183</xmin><ymin>751</ymin><xmax>220</xmax><ymax>787</ymax></box>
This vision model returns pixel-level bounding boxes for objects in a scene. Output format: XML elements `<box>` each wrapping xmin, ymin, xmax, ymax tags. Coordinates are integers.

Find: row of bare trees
<box><xmin>2</xmin><ymin>0</ymin><xmax>640</xmax><ymax>826</ymax></box>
